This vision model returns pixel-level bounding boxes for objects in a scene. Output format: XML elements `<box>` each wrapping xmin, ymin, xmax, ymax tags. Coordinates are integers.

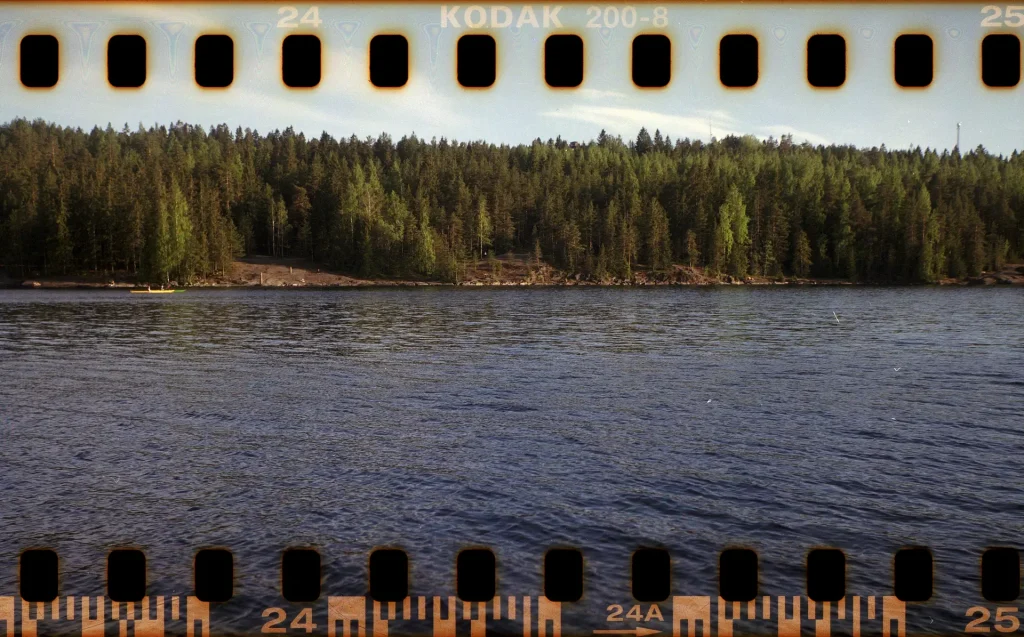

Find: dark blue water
<box><xmin>0</xmin><ymin>287</ymin><xmax>1021</xmax><ymax>634</ymax></box>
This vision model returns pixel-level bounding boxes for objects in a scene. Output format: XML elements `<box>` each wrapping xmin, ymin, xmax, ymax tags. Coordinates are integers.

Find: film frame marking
<box><xmin>0</xmin><ymin>594</ymin><xmax>918</xmax><ymax>637</ymax></box>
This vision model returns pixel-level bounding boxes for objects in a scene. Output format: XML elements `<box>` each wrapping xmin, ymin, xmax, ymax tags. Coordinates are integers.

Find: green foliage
<box><xmin>714</xmin><ymin>185</ymin><xmax>749</xmax><ymax>276</ymax></box>
<box><xmin>410</xmin><ymin>209</ymin><xmax>436</xmax><ymax>276</ymax></box>
<box><xmin>168</xmin><ymin>179</ymin><xmax>193</xmax><ymax>280</ymax></box>
<box><xmin>1</xmin><ymin>119</ymin><xmax>1022</xmax><ymax>284</ymax></box>
<box><xmin>41</xmin><ymin>168</ymin><xmax>72</xmax><ymax>275</ymax></box>
<box><xmin>434</xmin><ymin>230</ymin><xmax>460</xmax><ymax>283</ymax></box>
<box><xmin>794</xmin><ymin>230</ymin><xmax>812</xmax><ymax>277</ymax></box>
<box><xmin>476</xmin><ymin>195</ymin><xmax>492</xmax><ymax>259</ymax></box>
<box><xmin>685</xmin><ymin>230</ymin><xmax>699</xmax><ymax>268</ymax></box>
<box><xmin>646</xmin><ymin>197</ymin><xmax>672</xmax><ymax>271</ymax></box>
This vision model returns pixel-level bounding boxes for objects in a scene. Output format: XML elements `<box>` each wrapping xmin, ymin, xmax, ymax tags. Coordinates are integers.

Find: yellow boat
<box><xmin>130</xmin><ymin>289</ymin><xmax>185</xmax><ymax>294</ymax></box>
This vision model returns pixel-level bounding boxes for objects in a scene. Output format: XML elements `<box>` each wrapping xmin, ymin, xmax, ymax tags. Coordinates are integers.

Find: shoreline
<box><xmin>5</xmin><ymin>257</ymin><xmax>1024</xmax><ymax>290</ymax></box>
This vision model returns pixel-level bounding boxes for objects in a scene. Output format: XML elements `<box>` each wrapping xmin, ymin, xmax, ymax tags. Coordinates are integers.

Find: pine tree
<box><xmin>912</xmin><ymin>185</ymin><xmax>938</xmax><ymax>282</ymax></box>
<box><xmin>411</xmin><ymin>211</ymin><xmax>436</xmax><ymax>275</ymax></box>
<box><xmin>274</xmin><ymin>196</ymin><xmax>289</xmax><ymax>258</ymax></box>
<box><xmin>291</xmin><ymin>186</ymin><xmax>312</xmax><ymax>259</ymax></box>
<box><xmin>42</xmin><ymin>169</ymin><xmax>72</xmax><ymax>274</ymax></box>
<box><xmin>713</xmin><ymin>190</ymin><xmax>736</xmax><ymax>274</ymax></box>
<box><xmin>685</xmin><ymin>230</ymin><xmax>700</xmax><ymax>268</ymax></box>
<box><xmin>476</xmin><ymin>195</ymin><xmax>492</xmax><ymax>259</ymax></box>
<box><xmin>635</xmin><ymin>128</ymin><xmax>653</xmax><ymax>156</ymax></box>
<box><xmin>724</xmin><ymin>186</ymin><xmax>750</xmax><ymax>277</ymax></box>
<box><xmin>168</xmin><ymin>179</ymin><xmax>193</xmax><ymax>282</ymax></box>
<box><xmin>794</xmin><ymin>230</ymin><xmax>812</xmax><ymax>277</ymax></box>
<box><xmin>646</xmin><ymin>198</ymin><xmax>672</xmax><ymax>270</ymax></box>
<box><xmin>150</xmin><ymin>187</ymin><xmax>172</xmax><ymax>282</ymax></box>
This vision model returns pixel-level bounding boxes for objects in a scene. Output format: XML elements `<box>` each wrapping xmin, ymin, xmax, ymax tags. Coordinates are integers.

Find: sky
<box><xmin>0</xmin><ymin>2</ymin><xmax>1022</xmax><ymax>153</ymax></box>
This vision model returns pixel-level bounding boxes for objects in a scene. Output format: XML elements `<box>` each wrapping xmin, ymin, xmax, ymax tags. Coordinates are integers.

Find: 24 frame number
<box><xmin>980</xmin><ymin>6</ymin><xmax>1024</xmax><ymax>27</ymax></box>
<box><xmin>262</xmin><ymin>608</ymin><xmax>318</xmax><ymax>633</ymax></box>
<box><xmin>278</xmin><ymin>6</ymin><xmax>322</xmax><ymax>28</ymax></box>
<box><xmin>966</xmin><ymin>607</ymin><xmax>1021</xmax><ymax>633</ymax></box>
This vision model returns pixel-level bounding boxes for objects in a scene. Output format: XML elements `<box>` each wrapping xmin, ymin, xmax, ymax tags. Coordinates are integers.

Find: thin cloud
<box><xmin>541</xmin><ymin>105</ymin><xmax>833</xmax><ymax>147</ymax></box>
<box><xmin>541</xmin><ymin>105</ymin><xmax>743</xmax><ymax>141</ymax></box>
<box><xmin>578</xmin><ymin>88</ymin><xmax>629</xmax><ymax>101</ymax></box>
<box><xmin>326</xmin><ymin>48</ymin><xmax>460</xmax><ymax>130</ymax></box>
<box><xmin>696</xmin><ymin>109</ymin><xmax>738</xmax><ymax>124</ymax></box>
<box><xmin>759</xmin><ymin>125</ymin><xmax>831</xmax><ymax>146</ymax></box>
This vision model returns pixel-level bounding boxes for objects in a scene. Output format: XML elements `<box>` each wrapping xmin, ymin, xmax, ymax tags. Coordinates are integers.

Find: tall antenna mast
<box><xmin>956</xmin><ymin>122</ymin><xmax>961</xmax><ymax>152</ymax></box>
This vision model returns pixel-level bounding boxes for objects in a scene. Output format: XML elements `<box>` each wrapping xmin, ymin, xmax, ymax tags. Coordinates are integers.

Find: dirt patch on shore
<box><xmin>6</xmin><ymin>257</ymin><xmax>1024</xmax><ymax>289</ymax></box>
<box><xmin>204</xmin><ymin>257</ymin><xmax>433</xmax><ymax>287</ymax></box>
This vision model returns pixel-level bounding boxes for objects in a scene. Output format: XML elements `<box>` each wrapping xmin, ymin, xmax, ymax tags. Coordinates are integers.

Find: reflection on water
<box><xmin>0</xmin><ymin>287</ymin><xmax>1022</xmax><ymax>634</ymax></box>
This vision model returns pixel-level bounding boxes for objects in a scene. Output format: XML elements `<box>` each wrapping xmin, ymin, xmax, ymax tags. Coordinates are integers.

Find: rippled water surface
<box><xmin>1</xmin><ymin>287</ymin><xmax>1022</xmax><ymax>633</ymax></box>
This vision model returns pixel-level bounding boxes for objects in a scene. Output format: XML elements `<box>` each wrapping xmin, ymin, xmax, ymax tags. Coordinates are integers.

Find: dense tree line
<box><xmin>1</xmin><ymin>118</ymin><xmax>1021</xmax><ymax>283</ymax></box>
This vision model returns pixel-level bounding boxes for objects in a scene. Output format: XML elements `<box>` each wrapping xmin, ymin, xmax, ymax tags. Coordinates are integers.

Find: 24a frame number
<box><xmin>966</xmin><ymin>607</ymin><xmax>1021</xmax><ymax>633</ymax></box>
<box><xmin>607</xmin><ymin>604</ymin><xmax>664</xmax><ymax>622</ymax></box>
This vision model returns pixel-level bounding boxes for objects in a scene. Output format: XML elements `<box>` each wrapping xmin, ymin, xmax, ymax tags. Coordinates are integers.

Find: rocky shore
<box><xmin>6</xmin><ymin>256</ymin><xmax>1024</xmax><ymax>290</ymax></box>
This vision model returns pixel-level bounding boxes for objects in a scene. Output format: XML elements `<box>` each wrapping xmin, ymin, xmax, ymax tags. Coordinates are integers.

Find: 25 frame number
<box><xmin>278</xmin><ymin>6</ymin><xmax>322</xmax><ymax>28</ymax></box>
<box><xmin>966</xmin><ymin>607</ymin><xmax>1021</xmax><ymax>633</ymax></box>
<box><xmin>980</xmin><ymin>6</ymin><xmax>1024</xmax><ymax>27</ymax></box>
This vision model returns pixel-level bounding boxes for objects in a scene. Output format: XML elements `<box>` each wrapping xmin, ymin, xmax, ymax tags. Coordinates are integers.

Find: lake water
<box><xmin>0</xmin><ymin>287</ymin><xmax>1022</xmax><ymax>634</ymax></box>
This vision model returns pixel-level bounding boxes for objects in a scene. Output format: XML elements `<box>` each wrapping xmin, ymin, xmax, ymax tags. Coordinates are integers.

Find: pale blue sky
<box><xmin>1</xmin><ymin>3</ymin><xmax>1022</xmax><ymax>153</ymax></box>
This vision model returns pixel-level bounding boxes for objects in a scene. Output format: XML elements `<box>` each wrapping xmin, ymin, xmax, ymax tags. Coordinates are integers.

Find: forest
<box><xmin>1</xmin><ymin>118</ymin><xmax>1021</xmax><ymax>284</ymax></box>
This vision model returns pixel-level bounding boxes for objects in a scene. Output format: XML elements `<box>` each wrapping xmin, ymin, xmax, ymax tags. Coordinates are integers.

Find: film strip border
<box><xmin>11</xmin><ymin>27</ymin><xmax>1024</xmax><ymax>89</ymax></box>
<box><xmin>12</xmin><ymin>546</ymin><xmax>1024</xmax><ymax>604</ymax></box>
<box><xmin>0</xmin><ymin>594</ymin><xmax>921</xmax><ymax>637</ymax></box>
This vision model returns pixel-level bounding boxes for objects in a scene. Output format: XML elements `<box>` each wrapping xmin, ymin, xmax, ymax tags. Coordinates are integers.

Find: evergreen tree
<box><xmin>646</xmin><ymin>198</ymin><xmax>672</xmax><ymax>270</ymax></box>
<box><xmin>723</xmin><ymin>185</ymin><xmax>750</xmax><ymax>277</ymax></box>
<box><xmin>685</xmin><ymin>230</ymin><xmax>700</xmax><ymax>268</ymax></box>
<box><xmin>0</xmin><ymin>119</ymin><xmax>1020</xmax><ymax>284</ymax></box>
<box><xmin>168</xmin><ymin>179</ymin><xmax>193</xmax><ymax>281</ymax></box>
<box><xmin>635</xmin><ymin>128</ymin><xmax>653</xmax><ymax>156</ymax></box>
<box><xmin>794</xmin><ymin>230</ymin><xmax>813</xmax><ymax>277</ymax></box>
<box><xmin>713</xmin><ymin>191</ymin><xmax>735</xmax><ymax>273</ymax></box>
<box><xmin>476</xmin><ymin>195</ymin><xmax>492</xmax><ymax>259</ymax></box>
